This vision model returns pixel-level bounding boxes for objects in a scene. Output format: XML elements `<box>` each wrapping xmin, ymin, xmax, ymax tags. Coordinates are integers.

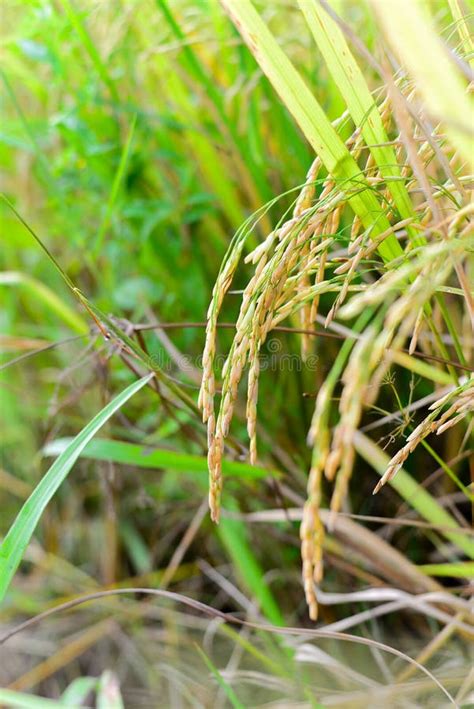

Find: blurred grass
<box><xmin>0</xmin><ymin>0</ymin><xmax>473</xmax><ymax>706</ymax></box>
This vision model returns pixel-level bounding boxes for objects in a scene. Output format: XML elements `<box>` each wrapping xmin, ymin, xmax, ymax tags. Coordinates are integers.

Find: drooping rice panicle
<box><xmin>200</xmin><ymin>0</ymin><xmax>473</xmax><ymax>620</ymax></box>
<box><xmin>374</xmin><ymin>379</ymin><xmax>473</xmax><ymax>494</ymax></box>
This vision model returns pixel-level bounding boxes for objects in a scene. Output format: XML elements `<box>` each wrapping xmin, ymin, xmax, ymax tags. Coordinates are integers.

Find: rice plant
<box><xmin>200</xmin><ymin>0</ymin><xmax>473</xmax><ymax>622</ymax></box>
<box><xmin>1</xmin><ymin>0</ymin><xmax>473</xmax><ymax>706</ymax></box>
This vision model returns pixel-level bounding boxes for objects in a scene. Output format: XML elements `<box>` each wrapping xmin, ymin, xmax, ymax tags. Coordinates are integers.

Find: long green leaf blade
<box><xmin>218</xmin><ymin>505</ymin><xmax>285</xmax><ymax>626</ymax></box>
<box><xmin>0</xmin><ymin>689</ymin><xmax>73</xmax><ymax>709</ymax></box>
<box><xmin>0</xmin><ymin>374</ymin><xmax>153</xmax><ymax>602</ymax></box>
<box><xmin>418</xmin><ymin>562</ymin><xmax>474</xmax><ymax>578</ymax></box>
<box><xmin>220</xmin><ymin>0</ymin><xmax>403</xmax><ymax>262</ymax></box>
<box><xmin>43</xmin><ymin>437</ymin><xmax>280</xmax><ymax>480</ymax></box>
<box><xmin>298</xmin><ymin>0</ymin><xmax>422</xmax><ymax>247</ymax></box>
<box><xmin>195</xmin><ymin>645</ymin><xmax>245</xmax><ymax>709</ymax></box>
<box><xmin>0</xmin><ymin>271</ymin><xmax>88</xmax><ymax>335</ymax></box>
<box><xmin>94</xmin><ymin>114</ymin><xmax>137</xmax><ymax>256</ymax></box>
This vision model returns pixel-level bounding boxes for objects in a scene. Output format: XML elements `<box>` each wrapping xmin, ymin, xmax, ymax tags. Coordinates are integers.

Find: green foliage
<box><xmin>0</xmin><ymin>0</ymin><xmax>472</xmax><ymax>706</ymax></box>
<box><xmin>0</xmin><ymin>374</ymin><xmax>152</xmax><ymax>601</ymax></box>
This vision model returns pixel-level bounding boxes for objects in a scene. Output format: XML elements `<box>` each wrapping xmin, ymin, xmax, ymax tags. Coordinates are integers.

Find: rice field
<box><xmin>0</xmin><ymin>1</ymin><xmax>473</xmax><ymax>707</ymax></box>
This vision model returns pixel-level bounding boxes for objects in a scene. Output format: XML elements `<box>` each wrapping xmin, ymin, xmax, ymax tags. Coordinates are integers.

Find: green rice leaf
<box><xmin>391</xmin><ymin>351</ymin><xmax>453</xmax><ymax>385</ymax></box>
<box><xmin>94</xmin><ymin>114</ymin><xmax>137</xmax><ymax>256</ymax></box>
<box><xmin>418</xmin><ymin>561</ymin><xmax>474</xmax><ymax>578</ymax></box>
<box><xmin>298</xmin><ymin>0</ymin><xmax>422</xmax><ymax>247</ymax></box>
<box><xmin>0</xmin><ymin>271</ymin><xmax>88</xmax><ymax>335</ymax></box>
<box><xmin>43</xmin><ymin>437</ymin><xmax>280</xmax><ymax>481</ymax></box>
<box><xmin>218</xmin><ymin>502</ymin><xmax>285</xmax><ymax>626</ymax></box>
<box><xmin>220</xmin><ymin>0</ymin><xmax>403</xmax><ymax>263</ymax></box>
<box><xmin>0</xmin><ymin>374</ymin><xmax>153</xmax><ymax>602</ymax></box>
<box><xmin>195</xmin><ymin>645</ymin><xmax>245</xmax><ymax>709</ymax></box>
<box><xmin>0</xmin><ymin>690</ymin><xmax>73</xmax><ymax>709</ymax></box>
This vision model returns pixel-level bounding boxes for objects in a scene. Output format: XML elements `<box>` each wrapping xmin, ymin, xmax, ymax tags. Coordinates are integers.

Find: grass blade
<box><xmin>390</xmin><ymin>351</ymin><xmax>454</xmax><ymax>386</ymax></box>
<box><xmin>0</xmin><ymin>271</ymin><xmax>88</xmax><ymax>335</ymax></box>
<box><xmin>43</xmin><ymin>437</ymin><xmax>284</xmax><ymax>624</ymax></box>
<box><xmin>195</xmin><ymin>644</ymin><xmax>245</xmax><ymax>709</ymax></box>
<box><xmin>298</xmin><ymin>0</ymin><xmax>422</xmax><ymax>247</ymax></box>
<box><xmin>0</xmin><ymin>374</ymin><xmax>153</xmax><ymax>602</ymax></box>
<box><xmin>94</xmin><ymin>114</ymin><xmax>137</xmax><ymax>256</ymax></box>
<box><xmin>448</xmin><ymin>0</ymin><xmax>474</xmax><ymax>67</ymax></box>
<box><xmin>43</xmin><ymin>437</ymin><xmax>280</xmax><ymax>481</ymax></box>
<box><xmin>418</xmin><ymin>562</ymin><xmax>474</xmax><ymax>578</ymax></box>
<box><xmin>220</xmin><ymin>0</ymin><xmax>403</xmax><ymax>262</ymax></box>
<box><xmin>58</xmin><ymin>0</ymin><xmax>119</xmax><ymax>103</ymax></box>
<box><xmin>218</xmin><ymin>502</ymin><xmax>284</xmax><ymax>626</ymax></box>
<box><xmin>0</xmin><ymin>690</ymin><xmax>72</xmax><ymax>709</ymax></box>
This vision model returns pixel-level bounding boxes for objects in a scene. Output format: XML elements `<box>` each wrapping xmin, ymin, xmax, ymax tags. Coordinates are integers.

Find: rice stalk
<box><xmin>201</xmin><ymin>0</ymin><xmax>473</xmax><ymax>617</ymax></box>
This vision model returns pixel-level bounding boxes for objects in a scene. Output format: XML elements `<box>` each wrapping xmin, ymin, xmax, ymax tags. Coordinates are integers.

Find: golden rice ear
<box><xmin>201</xmin><ymin>0</ymin><xmax>473</xmax><ymax>623</ymax></box>
<box><xmin>208</xmin><ymin>430</ymin><xmax>224</xmax><ymax>523</ymax></box>
<box><xmin>246</xmin><ymin>354</ymin><xmax>260</xmax><ymax>465</ymax></box>
<box><xmin>301</xmin><ymin>464</ymin><xmax>325</xmax><ymax>621</ymax></box>
<box><xmin>373</xmin><ymin>380</ymin><xmax>473</xmax><ymax>496</ymax></box>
